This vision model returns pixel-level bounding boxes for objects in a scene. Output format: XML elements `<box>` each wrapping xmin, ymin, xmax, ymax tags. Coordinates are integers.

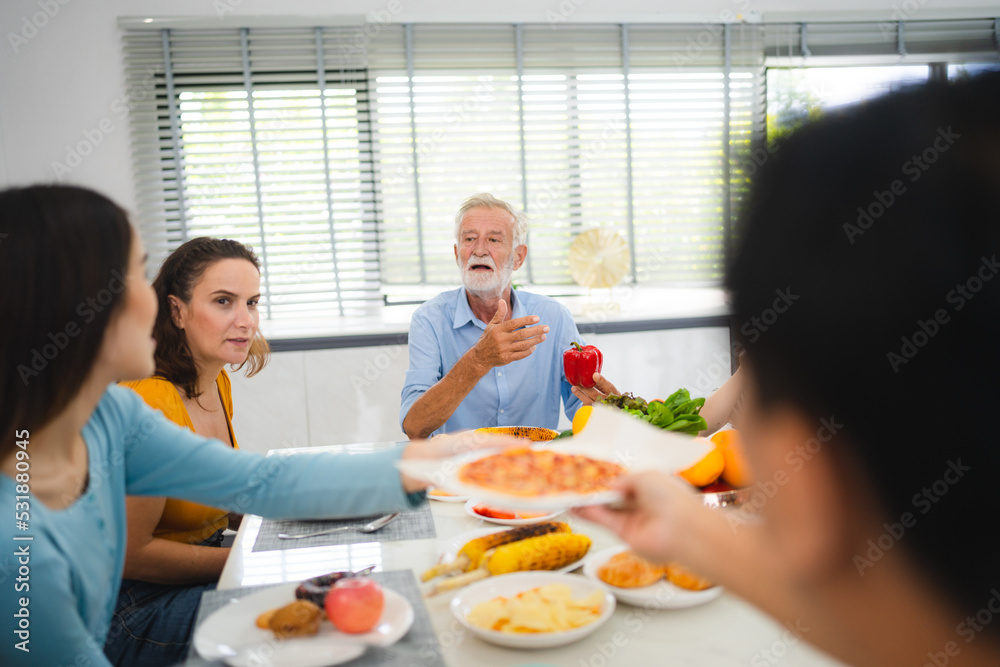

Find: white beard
<box><xmin>461</xmin><ymin>254</ymin><xmax>514</xmax><ymax>297</ymax></box>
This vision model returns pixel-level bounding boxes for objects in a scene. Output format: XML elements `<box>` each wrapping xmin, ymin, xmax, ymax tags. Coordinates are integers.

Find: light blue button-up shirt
<box><xmin>400</xmin><ymin>288</ymin><xmax>585</xmax><ymax>435</ymax></box>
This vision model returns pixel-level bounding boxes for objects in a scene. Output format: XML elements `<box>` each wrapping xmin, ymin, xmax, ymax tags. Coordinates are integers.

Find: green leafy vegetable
<box><xmin>663</xmin><ymin>388</ymin><xmax>691</xmax><ymax>412</ymax></box>
<box><xmin>673</xmin><ymin>398</ymin><xmax>705</xmax><ymax>416</ymax></box>
<box><xmin>597</xmin><ymin>390</ymin><xmax>706</xmax><ymax>436</ymax></box>
<box><xmin>664</xmin><ymin>416</ymin><xmax>708</xmax><ymax>435</ymax></box>
<box><xmin>645</xmin><ymin>400</ymin><xmax>675</xmax><ymax>429</ymax></box>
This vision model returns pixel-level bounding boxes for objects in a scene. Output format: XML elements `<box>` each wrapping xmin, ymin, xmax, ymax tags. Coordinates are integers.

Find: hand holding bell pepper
<box><xmin>563</xmin><ymin>342</ymin><xmax>603</xmax><ymax>388</ymax></box>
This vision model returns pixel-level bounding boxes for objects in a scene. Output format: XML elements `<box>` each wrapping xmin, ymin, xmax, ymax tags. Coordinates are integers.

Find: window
<box><xmin>366</xmin><ymin>24</ymin><xmax>765</xmax><ymax>290</ymax></box>
<box><xmin>767</xmin><ymin>65</ymin><xmax>932</xmax><ymax>137</ymax></box>
<box><xmin>949</xmin><ymin>62</ymin><xmax>1000</xmax><ymax>79</ymax></box>
<box><xmin>178</xmin><ymin>86</ymin><xmax>379</xmax><ymax>320</ymax></box>
<box><xmin>122</xmin><ymin>19</ymin><xmax>998</xmax><ymax>328</ymax></box>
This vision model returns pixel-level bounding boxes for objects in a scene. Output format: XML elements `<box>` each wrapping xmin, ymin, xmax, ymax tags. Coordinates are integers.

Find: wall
<box><xmin>228</xmin><ymin>326</ymin><xmax>732</xmax><ymax>454</ymax></box>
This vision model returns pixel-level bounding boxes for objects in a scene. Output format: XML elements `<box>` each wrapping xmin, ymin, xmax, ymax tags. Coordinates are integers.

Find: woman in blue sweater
<box><xmin>0</xmin><ymin>185</ymin><xmax>486</xmax><ymax>666</ymax></box>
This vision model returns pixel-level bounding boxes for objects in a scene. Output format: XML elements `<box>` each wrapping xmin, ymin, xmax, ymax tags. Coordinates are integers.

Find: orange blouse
<box><xmin>120</xmin><ymin>371</ymin><xmax>238</xmax><ymax>545</ymax></box>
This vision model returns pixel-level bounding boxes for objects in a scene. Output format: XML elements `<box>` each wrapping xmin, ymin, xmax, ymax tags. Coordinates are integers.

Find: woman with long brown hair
<box><xmin>104</xmin><ymin>238</ymin><xmax>271</xmax><ymax>665</ymax></box>
<box><xmin>0</xmin><ymin>185</ymin><xmax>496</xmax><ymax>667</ymax></box>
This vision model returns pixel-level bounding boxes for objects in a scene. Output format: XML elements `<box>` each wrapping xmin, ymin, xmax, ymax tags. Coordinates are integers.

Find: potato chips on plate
<box><xmin>450</xmin><ymin>572</ymin><xmax>615</xmax><ymax>649</ymax></box>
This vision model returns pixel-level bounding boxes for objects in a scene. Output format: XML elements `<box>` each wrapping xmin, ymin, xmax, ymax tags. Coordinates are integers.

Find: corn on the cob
<box><xmin>487</xmin><ymin>532</ymin><xmax>591</xmax><ymax>575</ymax></box>
<box><xmin>473</xmin><ymin>426</ymin><xmax>559</xmax><ymax>441</ymax></box>
<box><xmin>463</xmin><ymin>522</ymin><xmax>572</xmax><ymax>568</ymax></box>
<box><xmin>420</xmin><ymin>522</ymin><xmax>570</xmax><ymax>582</ymax></box>
<box><xmin>429</xmin><ymin>532</ymin><xmax>592</xmax><ymax>595</ymax></box>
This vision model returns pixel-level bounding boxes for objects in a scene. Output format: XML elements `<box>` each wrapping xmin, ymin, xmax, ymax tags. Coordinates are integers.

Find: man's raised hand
<box><xmin>472</xmin><ymin>299</ymin><xmax>548</xmax><ymax>371</ymax></box>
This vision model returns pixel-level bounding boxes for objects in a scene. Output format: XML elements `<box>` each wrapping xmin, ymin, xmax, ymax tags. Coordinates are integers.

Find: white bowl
<box><xmin>450</xmin><ymin>571</ymin><xmax>615</xmax><ymax>649</ymax></box>
<box><xmin>582</xmin><ymin>545</ymin><xmax>723</xmax><ymax>609</ymax></box>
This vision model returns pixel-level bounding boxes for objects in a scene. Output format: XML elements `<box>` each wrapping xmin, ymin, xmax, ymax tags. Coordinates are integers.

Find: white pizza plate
<box><xmin>396</xmin><ymin>404</ymin><xmax>713</xmax><ymax>510</ymax></box>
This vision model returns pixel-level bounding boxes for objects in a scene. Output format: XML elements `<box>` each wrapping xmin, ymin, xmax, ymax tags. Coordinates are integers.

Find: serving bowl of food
<box><xmin>582</xmin><ymin>545</ymin><xmax>722</xmax><ymax>609</ymax></box>
<box><xmin>450</xmin><ymin>571</ymin><xmax>615</xmax><ymax>648</ymax></box>
<box><xmin>699</xmin><ymin>481</ymin><xmax>753</xmax><ymax>509</ymax></box>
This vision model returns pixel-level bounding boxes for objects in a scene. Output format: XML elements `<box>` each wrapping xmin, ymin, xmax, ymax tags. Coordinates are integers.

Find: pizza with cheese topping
<box><xmin>459</xmin><ymin>447</ymin><xmax>627</xmax><ymax>496</ymax></box>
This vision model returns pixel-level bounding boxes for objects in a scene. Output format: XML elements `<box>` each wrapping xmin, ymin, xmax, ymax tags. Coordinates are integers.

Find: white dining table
<box><xmin>217</xmin><ymin>443</ymin><xmax>848</xmax><ymax>667</ymax></box>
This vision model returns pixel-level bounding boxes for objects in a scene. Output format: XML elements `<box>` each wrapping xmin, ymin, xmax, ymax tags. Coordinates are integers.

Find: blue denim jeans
<box><xmin>103</xmin><ymin>529</ymin><xmax>223</xmax><ymax>666</ymax></box>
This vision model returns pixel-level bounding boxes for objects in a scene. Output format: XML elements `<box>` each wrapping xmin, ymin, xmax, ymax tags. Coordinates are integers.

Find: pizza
<box><xmin>459</xmin><ymin>446</ymin><xmax>627</xmax><ymax>496</ymax></box>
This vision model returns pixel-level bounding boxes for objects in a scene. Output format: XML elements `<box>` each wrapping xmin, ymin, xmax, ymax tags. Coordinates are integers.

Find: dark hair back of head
<box><xmin>152</xmin><ymin>237</ymin><xmax>269</xmax><ymax>399</ymax></box>
<box><xmin>0</xmin><ymin>185</ymin><xmax>132</xmax><ymax>451</ymax></box>
<box><xmin>727</xmin><ymin>71</ymin><xmax>1000</xmax><ymax>623</ymax></box>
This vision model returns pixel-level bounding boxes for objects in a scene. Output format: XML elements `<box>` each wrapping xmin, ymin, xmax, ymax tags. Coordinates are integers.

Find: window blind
<box><xmin>375</xmin><ymin>25</ymin><xmax>524</xmax><ymax>286</ymax></box>
<box><xmin>371</xmin><ymin>23</ymin><xmax>766</xmax><ymax>288</ymax></box>
<box><xmin>126</xmin><ymin>26</ymin><xmax>383</xmax><ymax>318</ymax></box>
<box><xmin>763</xmin><ymin>18</ymin><xmax>999</xmax><ymax>61</ymax></box>
<box><xmin>123</xmin><ymin>19</ymin><xmax>997</xmax><ymax>326</ymax></box>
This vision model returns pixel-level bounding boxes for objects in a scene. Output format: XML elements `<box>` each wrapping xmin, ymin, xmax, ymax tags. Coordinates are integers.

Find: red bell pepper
<box><xmin>563</xmin><ymin>341</ymin><xmax>603</xmax><ymax>388</ymax></box>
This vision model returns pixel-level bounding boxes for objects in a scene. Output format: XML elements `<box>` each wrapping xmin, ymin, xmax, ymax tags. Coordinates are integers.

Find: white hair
<box><xmin>453</xmin><ymin>193</ymin><xmax>528</xmax><ymax>248</ymax></box>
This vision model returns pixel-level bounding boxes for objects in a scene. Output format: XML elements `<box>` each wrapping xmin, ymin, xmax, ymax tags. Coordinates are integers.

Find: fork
<box><xmin>277</xmin><ymin>512</ymin><xmax>401</xmax><ymax>540</ymax></box>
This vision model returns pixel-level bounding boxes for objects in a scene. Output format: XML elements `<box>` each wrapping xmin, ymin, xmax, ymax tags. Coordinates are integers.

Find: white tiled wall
<box><xmin>229</xmin><ymin>327</ymin><xmax>732</xmax><ymax>455</ymax></box>
<box><xmin>585</xmin><ymin>327</ymin><xmax>734</xmax><ymax>405</ymax></box>
<box><xmin>228</xmin><ymin>350</ymin><xmax>310</xmax><ymax>452</ymax></box>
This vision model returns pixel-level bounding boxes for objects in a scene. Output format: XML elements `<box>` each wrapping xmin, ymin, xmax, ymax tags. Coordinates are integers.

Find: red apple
<box><xmin>324</xmin><ymin>577</ymin><xmax>384</xmax><ymax>634</ymax></box>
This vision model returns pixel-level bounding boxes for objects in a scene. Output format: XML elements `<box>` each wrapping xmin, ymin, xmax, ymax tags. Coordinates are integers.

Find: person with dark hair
<box><xmin>577</xmin><ymin>71</ymin><xmax>1000</xmax><ymax>666</ymax></box>
<box><xmin>104</xmin><ymin>238</ymin><xmax>271</xmax><ymax>665</ymax></box>
<box><xmin>0</xmin><ymin>185</ymin><xmax>503</xmax><ymax>667</ymax></box>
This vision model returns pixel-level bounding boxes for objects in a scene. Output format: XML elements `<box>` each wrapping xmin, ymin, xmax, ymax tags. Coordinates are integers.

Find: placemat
<box><xmin>183</xmin><ymin>570</ymin><xmax>445</xmax><ymax>666</ymax></box>
<box><xmin>252</xmin><ymin>503</ymin><xmax>436</xmax><ymax>552</ymax></box>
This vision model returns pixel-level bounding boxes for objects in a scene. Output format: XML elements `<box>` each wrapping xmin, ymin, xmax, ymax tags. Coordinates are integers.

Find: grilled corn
<box><xmin>421</xmin><ymin>522</ymin><xmax>570</xmax><ymax>582</ymax></box>
<box><xmin>429</xmin><ymin>532</ymin><xmax>592</xmax><ymax>595</ymax></box>
<box><xmin>487</xmin><ymin>532</ymin><xmax>592</xmax><ymax>575</ymax></box>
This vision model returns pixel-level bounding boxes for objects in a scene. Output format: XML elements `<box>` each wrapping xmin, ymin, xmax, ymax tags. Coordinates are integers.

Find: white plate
<box><xmin>397</xmin><ymin>404</ymin><xmax>713</xmax><ymax>510</ymax></box>
<box><xmin>436</xmin><ymin>527</ymin><xmax>587</xmax><ymax>577</ymax></box>
<box><xmin>428</xmin><ymin>489</ymin><xmax>470</xmax><ymax>503</ymax></box>
<box><xmin>582</xmin><ymin>545</ymin><xmax>723</xmax><ymax>609</ymax></box>
<box><xmin>193</xmin><ymin>583</ymin><xmax>414</xmax><ymax>667</ymax></box>
<box><xmin>450</xmin><ymin>571</ymin><xmax>616</xmax><ymax>648</ymax></box>
<box><xmin>464</xmin><ymin>499</ymin><xmax>564</xmax><ymax>526</ymax></box>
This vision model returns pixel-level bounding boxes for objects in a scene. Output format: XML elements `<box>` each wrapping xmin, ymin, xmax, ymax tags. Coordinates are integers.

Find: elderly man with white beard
<box><xmin>400</xmin><ymin>193</ymin><xmax>587</xmax><ymax>439</ymax></box>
